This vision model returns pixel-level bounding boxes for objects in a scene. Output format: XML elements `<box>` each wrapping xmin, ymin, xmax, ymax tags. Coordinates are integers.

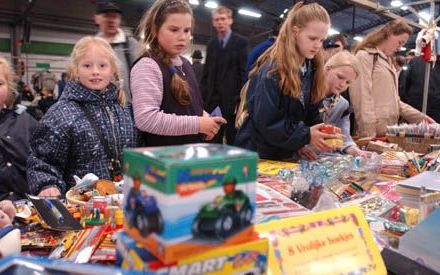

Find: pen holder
<box><xmin>386</xmin><ymin>133</ymin><xmax>440</xmax><ymax>154</ymax></box>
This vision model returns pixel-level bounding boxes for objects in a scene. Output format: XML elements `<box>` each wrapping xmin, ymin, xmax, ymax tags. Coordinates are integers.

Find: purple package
<box><xmin>210</xmin><ymin>106</ymin><xmax>222</xmax><ymax>117</ymax></box>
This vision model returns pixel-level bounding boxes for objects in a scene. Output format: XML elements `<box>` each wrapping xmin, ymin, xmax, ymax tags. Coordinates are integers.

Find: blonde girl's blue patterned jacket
<box><xmin>27</xmin><ymin>81</ymin><xmax>137</xmax><ymax>195</ymax></box>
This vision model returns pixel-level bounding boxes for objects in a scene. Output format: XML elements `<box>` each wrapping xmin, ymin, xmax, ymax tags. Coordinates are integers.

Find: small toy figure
<box><xmin>84</xmin><ymin>200</ymin><xmax>108</xmax><ymax>226</ymax></box>
<box><xmin>125</xmin><ymin>177</ymin><xmax>163</xmax><ymax>237</ymax></box>
<box><xmin>192</xmin><ymin>178</ymin><xmax>253</xmax><ymax>240</ymax></box>
<box><xmin>0</xmin><ymin>200</ymin><xmax>21</xmax><ymax>257</ymax></box>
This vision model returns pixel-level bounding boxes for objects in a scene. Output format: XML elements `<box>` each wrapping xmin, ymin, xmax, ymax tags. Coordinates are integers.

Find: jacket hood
<box><xmin>60</xmin><ymin>81</ymin><xmax>119</xmax><ymax>104</ymax></box>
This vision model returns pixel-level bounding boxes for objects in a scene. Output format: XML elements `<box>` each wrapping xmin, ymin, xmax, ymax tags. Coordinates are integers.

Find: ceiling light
<box><xmin>400</xmin><ymin>47</ymin><xmax>407</xmax><ymax>51</ymax></box>
<box><xmin>238</xmin><ymin>8</ymin><xmax>262</xmax><ymax>18</ymax></box>
<box><xmin>390</xmin><ymin>0</ymin><xmax>403</xmax><ymax>7</ymax></box>
<box><xmin>402</xmin><ymin>65</ymin><xmax>408</xmax><ymax>71</ymax></box>
<box><xmin>189</xmin><ymin>0</ymin><xmax>199</xmax><ymax>6</ymax></box>
<box><xmin>401</xmin><ymin>5</ymin><xmax>408</xmax><ymax>10</ymax></box>
<box><xmin>329</xmin><ymin>28</ymin><xmax>340</xmax><ymax>36</ymax></box>
<box><xmin>205</xmin><ymin>1</ymin><xmax>218</xmax><ymax>9</ymax></box>
<box><xmin>280</xmin><ymin>14</ymin><xmax>284</xmax><ymax>18</ymax></box>
<box><xmin>354</xmin><ymin>36</ymin><xmax>363</xmax><ymax>42</ymax></box>
<box><xmin>284</xmin><ymin>9</ymin><xmax>288</xmax><ymax>13</ymax></box>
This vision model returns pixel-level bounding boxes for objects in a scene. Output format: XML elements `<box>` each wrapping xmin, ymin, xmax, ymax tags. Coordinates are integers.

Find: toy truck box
<box><xmin>122</xmin><ymin>144</ymin><xmax>258</xmax><ymax>264</ymax></box>
<box><xmin>116</xmin><ymin>231</ymin><xmax>268</xmax><ymax>275</ymax></box>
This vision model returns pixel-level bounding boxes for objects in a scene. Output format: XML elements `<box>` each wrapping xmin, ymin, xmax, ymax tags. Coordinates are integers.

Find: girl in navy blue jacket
<box><xmin>235</xmin><ymin>2</ymin><xmax>338</xmax><ymax>160</ymax></box>
<box><xmin>28</xmin><ymin>37</ymin><xmax>137</xmax><ymax>197</ymax></box>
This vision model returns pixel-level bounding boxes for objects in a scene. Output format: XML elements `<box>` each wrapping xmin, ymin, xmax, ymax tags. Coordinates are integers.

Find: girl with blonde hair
<box><xmin>28</xmin><ymin>36</ymin><xmax>137</xmax><ymax>197</ymax></box>
<box><xmin>234</xmin><ymin>2</ymin><xmax>338</xmax><ymax>160</ymax></box>
<box><xmin>299</xmin><ymin>51</ymin><xmax>365</xmax><ymax>159</ymax></box>
<box><xmin>0</xmin><ymin>57</ymin><xmax>36</xmax><ymax>201</ymax></box>
<box><xmin>350</xmin><ymin>19</ymin><xmax>434</xmax><ymax>138</ymax></box>
<box><xmin>131</xmin><ymin>0</ymin><xmax>226</xmax><ymax>146</ymax></box>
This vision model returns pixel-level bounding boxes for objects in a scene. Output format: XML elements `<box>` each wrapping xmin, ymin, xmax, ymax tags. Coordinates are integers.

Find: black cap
<box><xmin>191</xmin><ymin>50</ymin><xmax>203</xmax><ymax>59</ymax></box>
<box><xmin>96</xmin><ymin>1</ymin><xmax>122</xmax><ymax>14</ymax></box>
<box><xmin>323</xmin><ymin>38</ymin><xmax>340</xmax><ymax>49</ymax></box>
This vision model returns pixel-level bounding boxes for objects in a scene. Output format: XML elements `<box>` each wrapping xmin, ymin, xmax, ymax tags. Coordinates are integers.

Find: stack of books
<box><xmin>396</xmin><ymin>171</ymin><xmax>440</xmax><ymax>208</ymax></box>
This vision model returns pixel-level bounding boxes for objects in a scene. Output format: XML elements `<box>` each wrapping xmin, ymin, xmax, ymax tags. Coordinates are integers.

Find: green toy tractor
<box><xmin>192</xmin><ymin>178</ymin><xmax>253</xmax><ymax>240</ymax></box>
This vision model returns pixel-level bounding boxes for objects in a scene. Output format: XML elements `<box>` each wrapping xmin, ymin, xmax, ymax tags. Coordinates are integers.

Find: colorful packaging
<box><xmin>116</xmin><ymin>231</ymin><xmax>268</xmax><ymax>274</ymax></box>
<box><xmin>122</xmin><ymin>144</ymin><xmax>257</xmax><ymax>263</ymax></box>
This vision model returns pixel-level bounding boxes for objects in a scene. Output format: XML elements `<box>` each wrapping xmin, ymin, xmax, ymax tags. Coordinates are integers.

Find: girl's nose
<box><xmin>92</xmin><ymin>65</ymin><xmax>99</xmax><ymax>74</ymax></box>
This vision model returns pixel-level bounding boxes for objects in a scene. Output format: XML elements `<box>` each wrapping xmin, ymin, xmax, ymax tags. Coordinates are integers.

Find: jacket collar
<box><xmin>60</xmin><ymin>81</ymin><xmax>119</xmax><ymax>104</ymax></box>
<box><xmin>96</xmin><ymin>28</ymin><xmax>126</xmax><ymax>44</ymax></box>
<box><xmin>364</xmin><ymin>47</ymin><xmax>397</xmax><ymax>75</ymax></box>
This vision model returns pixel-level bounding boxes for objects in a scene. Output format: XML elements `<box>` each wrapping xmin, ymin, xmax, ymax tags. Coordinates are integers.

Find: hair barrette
<box><xmin>168</xmin><ymin>67</ymin><xmax>177</xmax><ymax>75</ymax></box>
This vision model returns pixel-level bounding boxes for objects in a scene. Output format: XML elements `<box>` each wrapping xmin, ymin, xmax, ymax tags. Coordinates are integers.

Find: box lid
<box><xmin>125</xmin><ymin>144</ymin><xmax>257</xmax><ymax>164</ymax></box>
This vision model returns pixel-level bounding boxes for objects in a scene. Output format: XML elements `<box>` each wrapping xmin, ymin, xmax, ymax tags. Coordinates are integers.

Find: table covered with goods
<box><xmin>2</xmin><ymin>123</ymin><xmax>440</xmax><ymax>274</ymax></box>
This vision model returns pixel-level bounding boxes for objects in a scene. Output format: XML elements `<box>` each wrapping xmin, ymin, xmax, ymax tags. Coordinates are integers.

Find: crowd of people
<box><xmin>1</xmin><ymin>0</ymin><xmax>438</xmax><ymax>202</ymax></box>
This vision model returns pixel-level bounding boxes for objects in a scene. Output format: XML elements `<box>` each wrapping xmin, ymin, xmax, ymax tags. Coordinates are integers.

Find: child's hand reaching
<box><xmin>38</xmin><ymin>187</ymin><xmax>61</xmax><ymax>197</ymax></box>
<box><xmin>199</xmin><ymin>116</ymin><xmax>227</xmax><ymax>140</ymax></box>
<box><xmin>309</xmin><ymin>123</ymin><xmax>338</xmax><ymax>151</ymax></box>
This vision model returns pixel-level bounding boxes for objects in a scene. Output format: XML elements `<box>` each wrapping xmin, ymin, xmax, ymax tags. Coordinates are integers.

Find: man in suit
<box><xmin>201</xmin><ymin>6</ymin><xmax>248</xmax><ymax>145</ymax></box>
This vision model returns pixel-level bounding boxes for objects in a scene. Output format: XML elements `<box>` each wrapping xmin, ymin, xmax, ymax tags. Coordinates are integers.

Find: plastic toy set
<box><xmin>116</xmin><ymin>231</ymin><xmax>268</xmax><ymax>274</ymax></box>
<box><xmin>122</xmin><ymin>144</ymin><xmax>258</xmax><ymax>263</ymax></box>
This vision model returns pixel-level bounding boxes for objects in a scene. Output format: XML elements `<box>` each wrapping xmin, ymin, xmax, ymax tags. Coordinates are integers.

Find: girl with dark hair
<box><xmin>131</xmin><ymin>0</ymin><xmax>226</xmax><ymax>146</ymax></box>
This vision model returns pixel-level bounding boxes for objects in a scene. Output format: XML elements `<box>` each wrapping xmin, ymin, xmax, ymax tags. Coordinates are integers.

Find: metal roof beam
<box><xmin>344</xmin><ymin>0</ymin><xmax>424</xmax><ymax>29</ymax></box>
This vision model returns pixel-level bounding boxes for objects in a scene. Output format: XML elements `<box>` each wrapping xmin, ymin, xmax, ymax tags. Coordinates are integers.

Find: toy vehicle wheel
<box><xmin>137</xmin><ymin>215</ymin><xmax>151</xmax><ymax>237</ymax></box>
<box><xmin>239</xmin><ymin>204</ymin><xmax>253</xmax><ymax>227</ymax></box>
<box><xmin>148</xmin><ymin>212</ymin><xmax>163</xmax><ymax>234</ymax></box>
<box><xmin>127</xmin><ymin>213</ymin><xmax>134</xmax><ymax>228</ymax></box>
<box><xmin>191</xmin><ymin>216</ymin><xmax>200</xmax><ymax>236</ymax></box>
<box><xmin>215</xmin><ymin>209</ymin><xmax>234</xmax><ymax>239</ymax></box>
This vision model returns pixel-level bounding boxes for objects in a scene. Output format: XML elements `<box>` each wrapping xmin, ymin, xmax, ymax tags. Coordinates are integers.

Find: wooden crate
<box><xmin>386</xmin><ymin>133</ymin><xmax>440</xmax><ymax>154</ymax></box>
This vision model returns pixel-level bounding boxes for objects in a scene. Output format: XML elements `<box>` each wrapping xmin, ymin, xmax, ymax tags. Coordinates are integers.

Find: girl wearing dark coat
<box><xmin>234</xmin><ymin>2</ymin><xmax>338</xmax><ymax>160</ymax></box>
<box><xmin>0</xmin><ymin>57</ymin><xmax>36</xmax><ymax>201</ymax></box>
<box><xmin>27</xmin><ymin>37</ymin><xmax>137</xmax><ymax>197</ymax></box>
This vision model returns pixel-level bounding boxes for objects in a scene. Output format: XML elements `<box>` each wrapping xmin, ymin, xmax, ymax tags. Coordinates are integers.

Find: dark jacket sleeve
<box><xmin>306</xmin><ymin>99</ymin><xmax>324</xmax><ymax>126</ymax></box>
<box><xmin>200</xmin><ymin>41</ymin><xmax>213</xmax><ymax>107</ymax></box>
<box><xmin>237</xmin><ymin>37</ymin><xmax>249</xmax><ymax>91</ymax></box>
<box><xmin>27</xmin><ymin>111</ymin><xmax>72</xmax><ymax>195</ymax></box>
<box><xmin>251</xmin><ymin>73</ymin><xmax>311</xmax><ymax>151</ymax></box>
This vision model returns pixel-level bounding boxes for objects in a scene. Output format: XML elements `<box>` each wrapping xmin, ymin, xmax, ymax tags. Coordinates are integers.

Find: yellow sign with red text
<box><xmin>256</xmin><ymin>206</ymin><xmax>386</xmax><ymax>275</ymax></box>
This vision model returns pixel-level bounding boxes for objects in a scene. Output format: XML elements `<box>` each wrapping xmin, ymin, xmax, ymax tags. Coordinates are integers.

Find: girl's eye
<box><xmin>82</xmin><ymin>64</ymin><xmax>90</xmax><ymax>68</ymax></box>
<box><xmin>184</xmin><ymin>28</ymin><xmax>191</xmax><ymax>33</ymax></box>
<box><xmin>100</xmin><ymin>64</ymin><xmax>107</xmax><ymax>68</ymax></box>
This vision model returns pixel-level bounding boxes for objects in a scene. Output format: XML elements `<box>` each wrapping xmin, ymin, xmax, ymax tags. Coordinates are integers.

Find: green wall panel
<box><xmin>0</xmin><ymin>38</ymin><xmax>11</xmax><ymax>52</ymax></box>
<box><xmin>0</xmin><ymin>38</ymin><xmax>74</xmax><ymax>56</ymax></box>
<box><xmin>22</xmin><ymin>41</ymin><xmax>74</xmax><ymax>56</ymax></box>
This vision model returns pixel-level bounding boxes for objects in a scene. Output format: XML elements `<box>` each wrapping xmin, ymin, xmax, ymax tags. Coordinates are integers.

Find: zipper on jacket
<box><xmin>102</xmin><ymin>105</ymin><xmax>120</xmax><ymax>163</ymax></box>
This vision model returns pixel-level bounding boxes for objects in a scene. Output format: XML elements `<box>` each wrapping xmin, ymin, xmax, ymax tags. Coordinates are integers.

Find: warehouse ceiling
<box><xmin>1</xmin><ymin>0</ymin><xmax>437</xmax><ymax>48</ymax></box>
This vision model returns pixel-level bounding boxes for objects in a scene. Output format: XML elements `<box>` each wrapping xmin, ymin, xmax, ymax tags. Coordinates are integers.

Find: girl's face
<box><xmin>294</xmin><ymin>21</ymin><xmax>329</xmax><ymax>60</ymax></box>
<box><xmin>0</xmin><ymin>68</ymin><xmax>8</xmax><ymax>108</ymax></box>
<box><xmin>381</xmin><ymin>33</ymin><xmax>409</xmax><ymax>56</ymax></box>
<box><xmin>325</xmin><ymin>65</ymin><xmax>357</xmax><ymax>95</ymax></box>
<box><xmin>77</xmin><ymin>45</ymin><xmax>113</xmax><ymax>91</ymax></box>
<box><xmin>157</xmin><ymin>13</ymin><xmax>192</xmax><ymax>57</ymax></box>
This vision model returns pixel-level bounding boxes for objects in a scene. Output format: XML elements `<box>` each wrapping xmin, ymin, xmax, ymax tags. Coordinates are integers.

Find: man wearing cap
<box><xmin>94</xmin><ymin>0</ymin><xmax>140</xmax><ymax>103</ymax></box>
<box><xmin>201</xmin><ymin>5</ymin><xmax>248</xmax><ymax>145</ymax></box>
<box><xmin>323</xmin><ymin>34</ymin><xmax>347</xmax><ymax>62</ymax></box>
<box><xmin>191</xmin><ymin>50</ymin><xmax>204</xmax><ymax>86</ymax></box>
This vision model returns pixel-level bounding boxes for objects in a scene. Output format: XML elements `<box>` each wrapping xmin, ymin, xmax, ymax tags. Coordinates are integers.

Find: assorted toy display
<box><xmin>4</xmin><ymin>140</ymin><xmax>440</xmax><ymax>274</ymax></box>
